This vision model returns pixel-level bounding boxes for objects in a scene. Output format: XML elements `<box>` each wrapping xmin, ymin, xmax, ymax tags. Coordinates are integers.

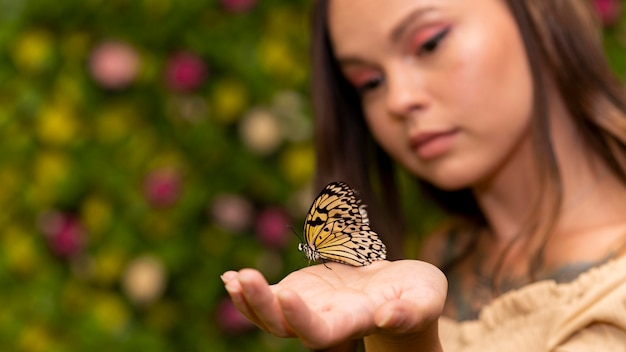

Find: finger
<box><xmin>374</xmin><ymin>299</ymin><xmax>436</xmax><ymax>334</ymax></box>
<box><xmin>278</xmin><ymin>289</ymin><xmax>371</xmax><ymax>349</ymax></box>
<box><xmin>277</xmin><ymin>288</ymin><xmax>332</xmax><ymax>349</ymax></box>
<box><xmin>239</xmin><ymin>269</ymin><xmax>293</xmax><ymax>338</ymax></box>
<box><xmin>223</xmin><ymin>273</ymin><xmax>268</xmax><ymax>330</ymax></box>
<box><xmin>220</xmin><ymin>270</ymin><xmax>238</xmax><ymax>284</ymax></box>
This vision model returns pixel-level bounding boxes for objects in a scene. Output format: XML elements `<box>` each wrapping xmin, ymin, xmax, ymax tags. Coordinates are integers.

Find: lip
<box><xmin>409</xmin><ymin>129</ymin><xmax>459</xmax><ymax>160</ymax></box>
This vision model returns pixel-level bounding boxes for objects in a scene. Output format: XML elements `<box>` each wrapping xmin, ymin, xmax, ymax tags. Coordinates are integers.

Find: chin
<box><xmin>428</xmin><ymin>178</ymin><xmax>473</xmax><ymax>192</ymax></box>
<box><xmin>407</xmin><ymin>163</ymin><xmax>479</xmax><ymax>192</ymax></box>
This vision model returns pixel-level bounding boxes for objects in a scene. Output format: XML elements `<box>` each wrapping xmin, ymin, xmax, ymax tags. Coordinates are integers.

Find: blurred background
<box><xmin>0</xmin><ymin>0</ymin><xmax>624</xmax><ymax>351</ymax></box>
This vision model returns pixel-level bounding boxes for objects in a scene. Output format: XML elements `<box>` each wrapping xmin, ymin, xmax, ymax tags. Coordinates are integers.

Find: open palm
<box><xmin>222</xmin><ymin>260</ymin><xmax>447</xmax><ymax>349</ymax></box>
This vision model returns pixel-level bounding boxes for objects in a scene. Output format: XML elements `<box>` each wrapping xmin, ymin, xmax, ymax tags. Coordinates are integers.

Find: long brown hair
<box><xmin>309</xmin><ymin>0</ymin><xmax>626</xmax><ymax>270</ymax></box>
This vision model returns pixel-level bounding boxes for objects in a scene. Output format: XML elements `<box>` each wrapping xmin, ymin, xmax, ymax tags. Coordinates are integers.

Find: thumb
<box><xmin>373</xmin><ymin>299</ymin><xmax>438</xmax><ymax>334</ymax></box>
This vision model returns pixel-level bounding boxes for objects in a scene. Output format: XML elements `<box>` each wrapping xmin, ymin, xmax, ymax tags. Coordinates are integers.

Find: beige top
<box><xmin>440</xmin><ymin>255</ymin><xmax>626</xmax><ymax>351</ymax></box>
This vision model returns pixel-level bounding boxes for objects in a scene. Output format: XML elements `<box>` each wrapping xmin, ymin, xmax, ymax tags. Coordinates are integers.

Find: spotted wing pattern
<box><xmin>298</xmin><ymin>181</ymin><xmax>387</xmax><ymax>266</ymax></box>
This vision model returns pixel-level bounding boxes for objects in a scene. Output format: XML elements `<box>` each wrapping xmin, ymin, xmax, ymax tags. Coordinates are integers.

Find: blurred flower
<box><xmin>239</xmin><ymin>108</ymin><xmax>283</xmax><ymax>155</ymax></box>
<box><xmin>273</xmin><ymin>90</ymin><xmax>312</xmax><ymax>143</ymax></box>
<box><xmin>11</xmin><ymin>29</ymin><xmax>54</xmax><ymax>74</ymax></box>
<box><xmin>167</xmin><ymin>95</ymin><xmax>208</xmax><ymax>122</ymax></box>
<box><xmin>81</xmin><ymin>196</ymin><xmax>113</xmax><ymax>237</ymax></box>
<box><xmin>594</xmin><ymin>0</ymin><xmax>623</xmax><ymax>26</ymax></box>
<box><xmin>34</xmin><ymin>151</ymin><xmax>71</xmax><ymax>191</ymax></box>
<box><xmin>37</xmin><ymin>103</ymin><xmax>79</xmax><ymax>146</ymax></box>
<box><xmin>17</xmin><ymin>325</ymin><xmax>54</xmax><ymax>352</ymax></box>
<box><xmin>273</xmin><ymin>90</ymin><xmax>305</xmax><ymax>115</ymax></box>
<box><xmin>143</xmin><ymin>167</ymin><xmax>182</xmax><ymax>208</ymax></box>
<box><xmin>2</xmin><ymin>226</ymin><xmax>40</xmax><ymax>276</ymax></box>
<box><xmin>255</xmin><ymin>207</ymin><xmax>291</xmax><ymax>248</ymax></box>
<box><xmin>212</xmin><ymin>79</ymin><xmax>249</xmax><ymax>124</ymax></box>
<box><xmin>210</xmin><ymin>194</ymin><xmax>254</xmax><ymax>233</ymax></box>
<box><xmin>95</xmin><ymin>104</ymin><xmax>139</xmax><ymax>143</ymax></box>
<box><xmin>215</xmin><ymin>297</ymin><xmax>254</xmax><ymax>334</ymax></box>
<box><xmin>92</xmin><ymin>247</ymin><xmax>126</xmax><ymax>286</ymax></box>
<box><xmin>220</xmin><ymin>0</ymin><xmax>257</xmax><ymax>13</ymax></box>
<box><xmin>38</xmin><ymin>211</ymin><xmax>86</xmax><ymax>259</ymax></box>
<box><xmin>92</xmin><ymin>293</ymin><xmax>130</xmax><ymax>332</ymax></box>
<box><xmin>280</xmin><ymin>144</ymin><xmax>315</xmax><ymax>186</ymax></box>
<box><xmin>89</xmin><ymin>40</ymin><xmax>140</xmax><ymax>89</ymax></box>
<box><xmin>122</xmin><ymin>255</ymin><xmax>167</xmax><ymax>306</ymax></box>
<box><xmin>165</xmin><ymin>51</ymin><xmax>207</xmax><ymax>92</ymax></box>
<box><xmin>257</xmin><ymin>38</ymin><xmax>298</xmax><ymax>78</ymax></box>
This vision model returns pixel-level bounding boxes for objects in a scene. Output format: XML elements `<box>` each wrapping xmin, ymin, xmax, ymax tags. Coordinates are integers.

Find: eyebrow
<box><xmin>389</xmin><ymin>6</ymin><xmax>436</xmax><ymax>44</ymax></box>
<box><xmin>335</xmin><ymin>6</ymin><xmax>437</xmax><ymax>67</ymax></box>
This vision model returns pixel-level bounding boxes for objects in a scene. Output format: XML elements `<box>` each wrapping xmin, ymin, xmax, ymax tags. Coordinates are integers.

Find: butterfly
<box><xmin>297</xmin><ymin>181</ymin><xmax>387</xmax><ymax>266</ymax></box>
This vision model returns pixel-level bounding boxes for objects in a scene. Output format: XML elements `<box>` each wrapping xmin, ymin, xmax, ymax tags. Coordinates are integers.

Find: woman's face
<box><xmin>328</xmin><ymin>0</ymin><xmax>534</xmax><ymax>190</ymax></box>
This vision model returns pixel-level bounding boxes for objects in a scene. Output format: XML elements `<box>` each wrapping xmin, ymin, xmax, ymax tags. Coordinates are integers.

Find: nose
<box><xmin>385</xmin><ymin>64</ymin><xmax>429</xmax><ymax>119</ymax></box>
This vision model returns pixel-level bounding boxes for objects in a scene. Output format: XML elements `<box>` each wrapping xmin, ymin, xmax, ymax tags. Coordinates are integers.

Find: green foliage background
<box><xmin>0</xmin><ymin>0</ymin><xmax>624</xmax><ymax>351</ymax></box>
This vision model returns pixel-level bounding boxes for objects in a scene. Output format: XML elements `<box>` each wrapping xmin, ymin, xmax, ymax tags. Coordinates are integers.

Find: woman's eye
<box><xmin>418</xmin><ymin>27</ymin><xmax>450</xmax><ymax>55</ymax></box>
<box><xmin>357</xmin><ymin>77</ymin><xmax>384</xmax><ymax>94</ymax></box>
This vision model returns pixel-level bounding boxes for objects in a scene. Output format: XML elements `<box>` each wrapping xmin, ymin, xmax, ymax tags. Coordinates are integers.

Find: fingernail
<box><xmin>379</xmin><ymin>308</ymin><xmax>405</xmax><ymax>330</ymax></box>
<box><xmin>224</xmin><ymin>282</ymin><xmax>239</xmax><ymax>294</ymax></box>
<box><xmin>377</xmin><ymin>310</ymin><xmax>393</xmax><ymax>328</ymax></box>
<box><xmin>221</xmin><ymin>271</ymin><xmax>237</xmax><ymax>283</ymax></box>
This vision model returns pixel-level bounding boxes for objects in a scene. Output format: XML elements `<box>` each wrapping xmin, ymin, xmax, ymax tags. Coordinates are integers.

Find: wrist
<box><xmin>363</xmin><ymin>320</ymin><xmax>442</xmax><ymax>352</ymax></box>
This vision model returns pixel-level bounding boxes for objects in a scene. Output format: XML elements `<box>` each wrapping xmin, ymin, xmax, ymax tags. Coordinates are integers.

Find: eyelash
<box><xmin>356</xmin><ymin>77</ymin><xmax>384</xmax><ymax>95</ymax></box>
<box><xmin>355</xmin><ymin>28</ymin><xmax>450</xmax><ymax>95</ymax></box>
<box><xmin>418</xmin><ymin>27</ymin><xmax>450</xmax><ymax>55</ymax></box>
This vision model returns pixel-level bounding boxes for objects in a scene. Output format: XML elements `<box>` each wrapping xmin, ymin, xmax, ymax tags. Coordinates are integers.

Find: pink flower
<box><xmin>165</xmin><ymin>51</ymin><xmax>207</xmax><ymax>92</ymax></box>
<box><xmin>215</xmin><ymin>298</ymin><xmax>253</xmax><ymax>334</ymax></box>
<box><xmin>210</xmin><ymin>194</ymin><xmax>254</xmax><ymax>233</ymax></box>
<box><xmin>38</xmin><ymin>211</ymin><xmax>85</xmax><ymax>259</ymax></box>
<box><xmin>594</xmin><ymin>0</ymin><xmax>623</xmax><ymax>26</ymax></box>
<box><xmin>89</xmin><ymin>40</ymin><xmax>139</xmax><ymax>89</ymax></box>
<box><xmin>255</xmin><ymin>207</ymin><xmax>291</xmax><ymax>248</ymax></box>
<box><xmin>220</xmin><ymin>0</ymin><xmax>257</xmax><ymax>13</ymax></box>
<box><xmin>143</xmin><ymin>168</ymin><xmax>182</xmax><ymax>208</ymax></box>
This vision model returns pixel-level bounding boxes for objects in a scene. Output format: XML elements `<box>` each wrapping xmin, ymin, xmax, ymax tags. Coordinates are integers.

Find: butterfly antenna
<box><xmin>287</xmin><ymin>226</ymin><xmax>304</xmax><ymax>243</ymax></box>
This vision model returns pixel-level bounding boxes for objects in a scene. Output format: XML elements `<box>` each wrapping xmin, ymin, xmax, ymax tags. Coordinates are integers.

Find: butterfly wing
<box><xmin>300</xmin><ymin>181</ymin><xmax>387</xmax><ymax>266</ymax></box>
<box><xmin>314</xmin><ymin>219</ymin><xmax>386</xmax><ymax>266</ymax></box>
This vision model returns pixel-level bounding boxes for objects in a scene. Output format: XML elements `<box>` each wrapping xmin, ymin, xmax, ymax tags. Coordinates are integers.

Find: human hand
<box><xmin>221</xmin><ymin>260</ymin><xmax>447</xmax><ymax>351</ymax></box>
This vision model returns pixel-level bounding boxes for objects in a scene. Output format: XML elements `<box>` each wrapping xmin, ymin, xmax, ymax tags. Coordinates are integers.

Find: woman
<box><xmin>222</xmin><ymin>0</ymin><xmax>626</xmax><ymax>350</ymax></box>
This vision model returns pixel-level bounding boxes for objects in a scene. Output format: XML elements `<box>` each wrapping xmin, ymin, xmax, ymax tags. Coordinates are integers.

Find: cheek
<box><xmin>363</xmin><ymin>107</ymin><xmax>407</xmax><ymax>159</ymax></box>
<box><xmin>364</xmin><ymin>108</ymin><xmax>394</xmax><ymax>149</ymax></box>
<box><xmin>455</xmin><ymin>12</ymin><xmax>533</xmax><ymax>125</ymax></box>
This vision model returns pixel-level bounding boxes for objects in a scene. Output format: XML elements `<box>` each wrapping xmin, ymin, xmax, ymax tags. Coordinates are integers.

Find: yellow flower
<box><xmin>81</xmin><ymin>196</ymin><xmax>113</xmax><ymax>236</ymax></box>
<box><xmin>27</xmin><ymin>152</ymin><xmax>71</xmax><ymax>207</ymax></box>
<box><xmin>279</xmin><ymin>144</ymin><xmax>315</xmax><ymax>186</ymax></box>
<box><xmin>12</xmin><ymin>29</ymin><xmax>54</xmax><ymax>74</ymax></box>
<box><xmin>36</xmin><ymin>103</ymin><xmax>79</xmax><ymax>146</ymax></box>
<box><xmin>34</xmin><ymin>151</ymin><xmax>71</xmax><ymax>188</ymax></box>
<box><xmin>95</xmin><ymin>104</ymin><xmax>138</xmax><ymax>143</ymax></box>
<box><xmin>212</xmin><ymin>79</ymin><xmax>249</xmax><ymax>124</ymax></box>
<box><xmin>2</xmin><ymin>226</ymin><xmax>39</xmax><ymax>276</ymax></box>
<box><xmin>92</xmin><ymin>293</ymin><xmax>129</xmax><ymax>333</ymax></box>
<box><xmin>257</xmin><ymin>38</ymin><xmax>298</xmax><ymax>78</ymax></box>
<box><xmin>92</xmin><ymin>248</ymin><xmax>126</xmax><ymax>286</ymax></box>
<box><xmin>18</xmin><ymin>324</ymin><xmax>54</xmax><ymax>352</ymax></box>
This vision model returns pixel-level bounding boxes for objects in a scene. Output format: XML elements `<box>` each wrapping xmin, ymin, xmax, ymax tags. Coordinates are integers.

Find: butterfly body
<box><xmin>298</xmin><ymin>181</ymin><xmax>387</xmax><ymax>266</ymax></box>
